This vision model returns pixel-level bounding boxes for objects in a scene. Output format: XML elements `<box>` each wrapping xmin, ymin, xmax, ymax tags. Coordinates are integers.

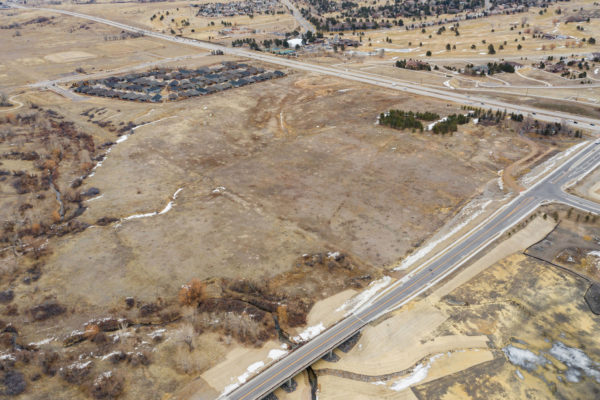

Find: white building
<box><xmin>287</xmin><ymin>38</ymin><xmax>303</xmax><ymax>48</ymax></box>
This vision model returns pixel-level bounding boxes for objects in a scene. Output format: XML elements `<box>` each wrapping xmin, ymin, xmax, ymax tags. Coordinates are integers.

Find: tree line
<box><xmin>379</xmin><ymin>110</ymin><xmax>440</xmax><ymax>131</ymax></box>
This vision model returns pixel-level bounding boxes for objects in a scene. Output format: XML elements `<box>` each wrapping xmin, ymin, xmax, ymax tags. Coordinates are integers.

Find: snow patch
<box><xmin>28</xmin><ymin>337</ymin><xmax>54</xmax><ymax>347</ymax></box>
<box><xmin>121</xmin><ymin>187</ymin><xmax>183</xmax><ymax>222</ymax></box>
<box><xmin>390</xmin><ymin>354</ymin><xmax>443</xmax><ymax>391</ymax></box>
<box><xmin>292</xmin><ymin>322</ymin><xmax>325</xmax><ymax>343</ymax></box>
<box><xmin>101</xmin><ymin>351</ymin><xmax>123</xmax><ymax>361</ymax></box>
<box><xmin>115</xmin><ymin>134</ymin><xmax>129</xmax><ymax>144</ymax></box>
<box><xmin>376</xmin><ymin>47</ymin><xmax>419</xmax><ymax>53</ymax></box>
<box><xmin>88</xmin><ymin>149</ymin><xmax>111</xmax><ymax>178</ymax></box>
<box><xmin>158</xmin><ymin>187</ymin><xmax>183</xmax><ymax>215</ymax></box>
<box><xmin>394</xmin><ymin>198</ymin><xmax>491</xmax><ymax>271</ymax></box>
<box><xmin>520</xmin><ymin>141</ymin><xmax>587</xmax><ymax>187</ymax></box>
<box><xmin>515</xmin><ymin>369</ymin><xmax>524</xmax><ymax>380</ymax></box>
<box><xmin>549</xmin><ymin>341</ymin><xmax>600</xmax><ymax>383</ymax></box>
<box><xmin>86</xmin><ymin>194</ymin><xmax>103</xmax><ymax>202</ymax></box>
<box><xmin>221</xmin><ymin>361</ymin><xmax>266</xmax><ymax>395</ymax></box>
<box><xmin>148</xmin><ymin>329</ymin><xmax>166</xmax><ymax>339</ymax></box>
<box><xmin>427</xmin><ymin>116</ymin><xmax>448</xmax><ymax>131</ymax></box>
<box><xmin>68</xmin><ymin>360</ymin><xmax>92</xmax><ymax>370</ymax></box>
<box><xmin>336</xmin><ymin>276</ymin><xmax>392</xmax><ymax>315</ymax></box>
<box><xmin>268</xmin><ymin>349</ymin><xmax>288</xmax><ymax>361</ymax></box>
<box><xmin>503</xmin><ymin>345</ymin><xmax>546</xmax><ymax>371</ymax></box>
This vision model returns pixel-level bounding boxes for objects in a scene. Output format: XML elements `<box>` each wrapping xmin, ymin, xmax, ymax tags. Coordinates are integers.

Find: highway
<box><xmin>8</xmin><ymin>3</ymin><xmax>600</xmax><ymax>131</ymax></box>
<box><xmin>223</xmin><ymin>140</ymin><xmax>600</xmax><ymax>400</ymax></box>
<box><xmin>279</xmin><ymin>0</ymin><xmax>314</xmax><ymax>33</ymax></box>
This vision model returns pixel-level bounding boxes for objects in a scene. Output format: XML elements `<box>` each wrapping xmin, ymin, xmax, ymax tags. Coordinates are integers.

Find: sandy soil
<box><xmin>309</xmin><ymin>215</ymin><xmax>557</xmax><ymax>398</ymax></box>
<box><xmin>303</xmin><ymin>289</ymin><xmax>357</xmax><ymax>328</ymax></box>
<box><xmin>199</xmin><ymin>340</ymin><xmax>285</xmax><ymax>394</ymax></box>
<box><xmin>318</xmin><ymin>349</ymin><xmax>493</xmax><ymax>400</ymax></box>
<box><xmin>318</xmin><ymin>375</ymin><xmax>419</xmax><ymax>400</ymax></box>
<box><xmin>570</xmin><ymin>164</ymin><xmax>600</xmax><ymax>203</ymax></box>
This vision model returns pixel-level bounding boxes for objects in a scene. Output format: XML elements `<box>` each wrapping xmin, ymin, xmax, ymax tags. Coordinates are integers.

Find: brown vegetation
<box><xmin>91</xmin><ymin>371</ymin><xmax>124</xmax><ymax>399</ymax></box>
<box><xmin>29</xmin><ymin>300</ymin><xmax>65</xmax><ymax>321</ymax></box>
<box><xmin>184</xmin><ymin>251</ymin><xmax>378</xmax><ymax>346</ymax></box>
<box><xmin>178</xmin><ymin>278</ymin><xmax>206</xmax><ymax>306</ymax></box>
<box><xmin>0</xmin><ymin>107</ymin><xmax>96</xmax><ymax>255</ymax></box>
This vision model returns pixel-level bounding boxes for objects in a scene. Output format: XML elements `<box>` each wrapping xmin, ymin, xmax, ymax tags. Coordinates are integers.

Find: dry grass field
<box><xmin>0</xmin><ymin>8</ymin><xmax>198</xmax><ymax>89</ymax></box>
<box><xmin>0</xmin><ymin>1</ymin><xmax>598</xmax><ymax>399</ymax></box>
<box><xmin>0</xmin><ymin>61</ymin><xmax>569</xmax><ymax>398</ymax></box>
<box><xmin>46</xmin><ymin>0</ymin><xmax>298</xmax><ymax>43</ymax></box>
<box><xmin>317</xmin><ymin>0</ymin><xmax>600</xmax><ymax>60</ymax></box>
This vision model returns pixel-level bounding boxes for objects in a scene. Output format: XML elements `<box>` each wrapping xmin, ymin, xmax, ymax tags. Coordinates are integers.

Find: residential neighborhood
<box><xmin>72</xmin><ymin>62</ymin><xmax>285</xmax><ymax>102</ymax></box>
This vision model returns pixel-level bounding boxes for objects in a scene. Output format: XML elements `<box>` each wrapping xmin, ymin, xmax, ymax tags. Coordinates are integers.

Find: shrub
<box><xmin>51</xmin><ymin>209</ymin><xmax>61</xmax><ymax>223</ymax></box>
<box><xmin>29</xmin><ymin>301</ymin><xmax>65</xmax><ymax>321</ymax></box>
<box><xmin>139</xmin><ymin>302</ymin><xmax>161</xmax><ymax>317</ymax></box>
<box><xmin>60</xmin><ymin>360</ymin><xmax>93</xmax><ymax>384</ymax></box>
<box><xmin>91</xmin><ymin>371</ymin><xmax>123</xmax><ymax>399</ymax></box>
<box><xmin>39</xmin><ymin>351</ymin><xmax>60</xmax><ymax>376</ymax></box>
<box><xmin>84</xmin><ymin>324</ymin><xmax>100</xmax><ymax>340</ymax></box>
<box><xmin>2</xmin><ymin>370</ymin><xmax>26</xmax><ymax>396</ymax></box>
<box><xmin>178</xmin><ymin>279</ymin><xmax>205</xmax><ymax>306</ymax></box>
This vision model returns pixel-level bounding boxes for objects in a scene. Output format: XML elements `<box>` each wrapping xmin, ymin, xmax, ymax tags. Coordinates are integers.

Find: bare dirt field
<box><xmin>570</xmin><ymin>164</ymin><xmax>600</xmax><ymax>203</ymax></box>
<box><xmin>526</xmin><ymin>207</ymin><xmax>600</xmax><ymax>281</ymax></box>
